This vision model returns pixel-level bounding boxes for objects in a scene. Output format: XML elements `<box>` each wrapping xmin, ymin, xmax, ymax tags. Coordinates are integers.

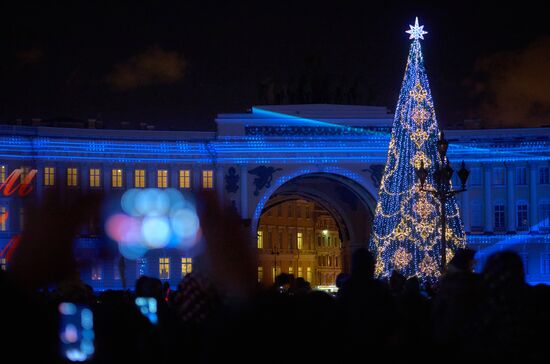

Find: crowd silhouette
<box><xmin>1</xmin><ymin>191</ymin><xmax>549</xmax><ymax>363</ymax></box>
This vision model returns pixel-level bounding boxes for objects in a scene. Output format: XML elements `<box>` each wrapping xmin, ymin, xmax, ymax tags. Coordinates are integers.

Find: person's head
<box><xmin>335</xmin><ymin>272</ymin><xmax>350</xmax><ymax>289</ymax></box>
<box><xmin>351</xmin><ymin>248</ymin><xmax>375</xmax><ymax>279</ymax></box>
<box><xmin>389</xmin><ymin>270</ymin><xmax>406</xmax><ymax>291</ymax></box>
<box><xmin>483</xmin><ymin>251</ymin><xmax>525</xmax><ymax>290</ymax></box>
<box><xmin>404</xmin><ymin>276</ymin><xmax>421</xmax><ymax>295</ymax></box>
<box><xmin>447</xmin><ymin>248</ymin><xmax>477</xmax><ymax>273</ymax></box>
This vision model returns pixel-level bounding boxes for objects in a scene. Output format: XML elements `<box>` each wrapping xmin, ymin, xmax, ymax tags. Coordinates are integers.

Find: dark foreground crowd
<box><xmin>1</xmin><ymin>193</ymin><xmax>550</xmax><ymax>363</ymax></box>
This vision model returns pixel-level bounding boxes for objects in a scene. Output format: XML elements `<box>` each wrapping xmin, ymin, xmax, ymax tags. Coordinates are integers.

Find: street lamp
<box><xmin>415</xmin><ymin>132</ymin><xmax>470</xmax><ymax>273</ymax></box>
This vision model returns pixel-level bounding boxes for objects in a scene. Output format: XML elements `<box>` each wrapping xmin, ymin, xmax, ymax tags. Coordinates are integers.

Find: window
<box><xmin>0</xmin><ymin>207</ymin><xmax>6</xmax><ymax>231</ymax></box>
<box><xmin>179</xmin><ymin>170</ymin><xmax>191</xmax><ymax>188</ymax></box>
<box><xmin>0</xmin><ymin>258</ymin><xmax>6</xmax><ymax>271</ymax></box>
<box><xmin>298</xmin><ymin>266</ymin><xmax>303</xmax><ymax>278</ymax></box>
<box><xmin>277</xmin><ymin>205</ymin><xmax>282</xmax><ymax>217</ymax></box>
<box><xmin>516</xmin><ymin>167</ymin><xmax>527</xmax><ymax>185</ymax></box>
<box><xmin>181</xmin><ymin>257</ymin><xmax>192</xmax><ymax>277</ymax></box>
<box><xmin>494</xmin><ymin>204</ymin><xmax>505</xmax><ymax>231</ymax></box>
<box><xmin>89</xmin><ymin>168</ymin><xmax>101</xmax><ymax>188</ymax></box>
<box><xmin>257</xmin><ymin>230</ymin><xmax>263</xmax><ymax>249</ymax></box>
<box><xmin>67</xmin><ymin>168</ymin><xmax>78</xmax><ymax>187</ymax></box>
<box><xmin>44</xmin><ymin>167</ymin><xmax>55</xmax><ymax>186</ymax></box>
<box><xmin>542</xmin><ymin>254</ymin><xmax>550</xmax><ymax>275</ymax></box>
<box><xmin>306</xmin><ymin>267</ymin><xmax>312</xmax><ymax>283</ymax></box>
<box><xmin>288</xmin><ymin>233</ymin><xmax>293</xmax><ymax>249</ymax></box>
<box><xmin>258</xmin><ymin>267</ymin><xmax>264</xmax><ymax>283</ymax></box>
<box><xmin>20</xmin><ymin>166</ymin><xmax>31</xmax><ymax>183</ymax></box>
<box><xmin>157</xmin><ymin>170</ymin><xmax>168</xmax><ymax>188</ymax></box>
<box><xmin>112</xmin><ymin>169</ymin><xmax>123</xmax><ymax>188</ymax></box>
<box><xmin>272</xmin><ymin>266</ymin><xmax>281</xmax><ymax>283</ymax></box>
<box><xmin>267</xmin><ymin>231</ymin><xmax>273</xmax><ymax>249</ymax></box>
<box><xmin>296</xmin><ymin>206</ymin><xmax>301</xmax><ymax>218</ymax></box>
<box><xmin>492</xmin><ymin>167</ymin><xmax>505</xmax><ymax>185</ymax></box>
<box><xmin>305</xmin><ymin>207</ymin><xmax>310</xmax><ymax>218</ymax></box>
<box><xmin>135</xmin><ymin>169</ymin><xmax>145</xmax><ymax>188</ymax></box>
<box><xmin>520</xmin><ymin>253</ymin><xmax>529</xmax><ymax>275</ymax></box>
<box><xmin>91</xmin><ymin>264</ymin><xmax>102</xmax><ymax>281</ymax></box>
<box><xmin>202</xmin><ymin>170</ymin><xmax>213</xmax><ymax>189</ymax></box>
<box><xmin>540</xmin><ymin>167</ymin><xmax>550</xmax><ymax>184</ymax></box>
<box><xmin>297</xmin><ymin>232</ymin><xmax>303</xmax><ymax>250</ymax></box>
<box><xmin>540</xmin><ymin>202</ymin><xmax>550</xmax><ymax>229</ymax></box>
<box><xmin>471</xmin><ymin>200</ymin><xmax>483</xmax><ymax>231</ymax></box>
<box><xmin>288</xmin><ymin>205</ymin><xmax>293</xmax><ymax>218</ymax></box>
<box><xmin>288</xmin><ymin>266</ymin><xmax>293</xmax><ymax>275</ymax></box>
<box><xmin>517</xmin><ymin>203</ymin><xmax>528</xmax><ymax>231</ymax></box>
<box><xmin>469</xmin><ymin>167</ymin><xmax>481</xmax><ymax>186</ymax></box>
<box><xmin>159</xmin><ymin>258</ymin><xmax>170</xmax><ymax>279</ymax></box>
<box><xmin>0</xmin><ymin>165</ymin><xmax>6</xmax><ymax>183</ymax></box>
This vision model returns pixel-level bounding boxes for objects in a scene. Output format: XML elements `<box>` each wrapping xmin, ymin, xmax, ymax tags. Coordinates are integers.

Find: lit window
<box><xmin>67</xmin><ymin>168</ymin><xmax>78</xmax><ymax>187</ymax></box>
<box><xmin>135</xmin><ymin>169</ymin><xmax>145</xmax><ymax>188</ymax></box>
<box><xmin>0</xmin><ymin>207</ymin><xmax>6</xmax><ymax>231</ymax></box>
<box><xmin>91</xmin><ymin>264</ymin><xmax>102</xmax><ymax>281</ymax></box>
<box><xmin>272</xmin><ymin>266</ymin><xmax>281</xmax><ymax>282</ymax></box>
<box><xmin>157</xmin><ymin>170</ymin><xmax>168</xmax><ymax>188</ymax></box>
<box><xmin>516</xmin><ymin>167</ymin><xmax>527</xmax><ymax>185</ymax></box>
<box><xmin>0</xmin><ymin>258</ymin><xmax>6</xmax><ymax>271</ymax></box>
<box><xmin>257</xmin><ymin>230</ymin><xmax>263</xmax><ymax>249</ymax></box>
<box><xmin>202</xmin><ymin>170</ymin><xmax>213</xmax><ymax>189</ymax></box>
<box><xmin>298</xmin><ymin>266</ymin><xmax>303</xmax><ymax>278</ymax></box>
<box><xmin>517</xmin><ymin>203</ymin><xmax>528</xmax><ymax>231</ymax></box>
<box><xmin>181</xmin><ymin>257</ymin><xmax>192</xmax><ymax>277</ymax></box>
<box><xmin>89</xmin><ymin>168</ymin><xmax>101</xmax><ymax>188</ymax></box>
<box><xmin>258</xmin><ymin>266</ymin><xmax>264</xmax><ymax>283</ymax></box>
<box><xmin>494</xmin><ymin>204</ymin><xmax>505</xmax><ymax>231</ymax></box>
<box><xmin>540</xmin><ymin>167</ymin><xmax>550</xmax><ymax>185</ymax></box>
<box><xmin>0</xmin><ymin>165</ymin><xmax>6</xmax><ymax>183</ymax></box>
<box><xmin>44</xmin><ymin>167</ymin><xmax>55</xmax><ymax>186</ymax></box>
<box><xmin>492</xmin><ymin>167</ymin><xmax>505</xmax><ymax>185</ymax></box>
<box><xmin>297</xmin><ymin>232</ymin><xmax>303</xmax><ymax>250</ymax></box>
<box><xmin>159</xmin><ymin>257</ymin><xmax>170</xmax><ymax>279</ymax></box>
<box><xmin>306</xmin><ymin>267</ymin><xmax>312</xmax><ymax>283</ymax></box>
<box><xmin>288</xmin><ymin>266</ymin><xmax>293</xmax><ymax>275</ymax></box>
<box><xmin>112</xmin><ymin>169</ymin><xmax>123</xmax><ymax>188</ymax></box>
<box><xmin>179</xmin><ymin>170</ymin><xmax>191</xmax><ymax>189</ymax></box>
<box><xmin>20</xmin><ymin>166</ymin><xmax>31</xmax><ymax>183</ymax></box>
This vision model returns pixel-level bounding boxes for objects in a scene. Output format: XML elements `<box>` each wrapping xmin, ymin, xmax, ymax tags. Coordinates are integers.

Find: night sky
<box><xmin>1</xmin><ymin>1</ymin><xmax>549</xmax><ymax>130</ymax></box>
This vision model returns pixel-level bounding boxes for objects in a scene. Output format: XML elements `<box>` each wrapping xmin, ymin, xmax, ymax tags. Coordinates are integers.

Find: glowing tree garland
<box><xmin>370</xmin><ymin>18</ymin><xmax>466</xmax><ymax>282</ymax></box>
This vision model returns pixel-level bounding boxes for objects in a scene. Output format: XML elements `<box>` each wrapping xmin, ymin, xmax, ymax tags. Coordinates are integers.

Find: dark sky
<box><xmin>1</xmin><ymin>1</ymin><xmax>549</xmax><ymax>130</ymax></box>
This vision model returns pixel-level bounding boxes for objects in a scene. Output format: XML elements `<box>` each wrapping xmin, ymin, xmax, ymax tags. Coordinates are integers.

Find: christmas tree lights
<box><xmin>370</xmin><ymin>18</ymin><xmax>466</xmax><ymax>282</ymax></box>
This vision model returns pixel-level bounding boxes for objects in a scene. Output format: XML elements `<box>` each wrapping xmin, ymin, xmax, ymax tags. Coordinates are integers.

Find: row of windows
<box><xmin>318</xmin><ymin>255</ymin><xmax>339</xmax><ymax>267</ymax></box>
<box><xmin>257</xmin><ymin>230</ymin><xmax>318</xmax><ymax>250</ymax></box>
<box><xmin>469</xmin><ymin>202</ymin><xmax>550</xmax><ymax>231</ymax></box>
<box><xmin>90</xmin><ymin>257</ymin><xmax>193</xmax><ymax>281</ymax></box>
<box><xmin>258</xmin><ymin>266</ymin><xmax>313</xmax><ymax>283</ymax></box>
<box><xmin>468</xmin><ymin>166</ymin><xmax>550</xmax><ymax>186</ymax></box>
<box><xmin>265</xmin><ymin>205</ymin><xmax>312</xmax><ymax>218</ymax></box>
<box><xmin>35</xmin><ymin>167</ymin><xmax>211</xmax><ymax>189</ymax></box>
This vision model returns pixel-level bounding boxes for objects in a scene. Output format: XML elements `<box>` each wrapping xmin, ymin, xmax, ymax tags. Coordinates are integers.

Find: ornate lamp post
<box><xmin>416</xmin><ymin>132</ymin><xmax>470</xmax><ymax>273</ymax></box>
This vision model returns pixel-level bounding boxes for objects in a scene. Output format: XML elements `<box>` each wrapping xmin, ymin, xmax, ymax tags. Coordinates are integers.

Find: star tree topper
<box><xmin>406</xmin><ymin>17</ymin><xmax>428</xmax><ymax>40</ymax></box>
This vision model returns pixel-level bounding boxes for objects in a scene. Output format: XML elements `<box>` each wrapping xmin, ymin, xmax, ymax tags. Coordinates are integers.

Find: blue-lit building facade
<box><xmin>1</xmin><ymin>104</ymin><xmax>550</xmax><ymax>289</ymax></box>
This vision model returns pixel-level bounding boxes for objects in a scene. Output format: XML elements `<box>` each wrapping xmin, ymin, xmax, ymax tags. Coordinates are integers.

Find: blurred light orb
<box><xmin>118</xmin><ymin>241</ymin><xmax>148</xmax><ymax>260</ymax></box>
<box><xmin>105</xmin><ymin>214</ymin><xmax>142</xmax><ymax>244</ymax></box>
<box><xmin>171</xmin><ymin>208</ymin><xmax>200</xmax><ymax>239</ymax></box>
<box><xmin>142</xmin><ymin>216</ymin><xmax>171</xmax><ymax>248</ymax></box>
<box><xmin>121</xmin><ymin>188</ymin><xmax>141</xmax><ymax>216</ymax></box>
<box><xmin>135</xmin><ymin>189</ymin><xmax>170</xmax><ymax>217</ymax></box>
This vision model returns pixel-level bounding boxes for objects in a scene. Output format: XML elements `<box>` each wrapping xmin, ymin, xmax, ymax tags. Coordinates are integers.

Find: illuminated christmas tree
<box><xmin>369</xmin><ymin>18</ymin><xmax>466</xmax><ymax>282</ymax></box>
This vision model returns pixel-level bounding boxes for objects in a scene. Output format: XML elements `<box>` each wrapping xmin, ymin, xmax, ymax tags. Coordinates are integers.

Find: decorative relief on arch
<box><xmin>363</xmin><ymin>164</ymin><xmax>385</xmax><ymax>188</ymax></box>
<box><xmin>248</xmin><ymin>166</ymin><xmax>283</xmax><ymax>196</ymax></box>
<box><xmin>224</xmin><ymin>166</ymin><xmax>239</xmax><ymax>193</ymax></box>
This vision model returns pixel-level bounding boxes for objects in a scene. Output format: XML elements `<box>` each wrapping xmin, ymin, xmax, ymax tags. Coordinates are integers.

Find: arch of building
<box><xmin>251</xmin><ymin>167</ymin><xmax>378</xmax><ymax>273</ymax></box>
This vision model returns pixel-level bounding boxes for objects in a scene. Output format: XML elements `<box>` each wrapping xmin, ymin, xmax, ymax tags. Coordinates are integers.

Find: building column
<box><xmin>103</xmin><ymin>164</ymin><xmax>111</xmax><ymax>193</ymax></box>
<box><xmin>34</xmin><ymin>162</ymin><xmax>44</xmax><ymax>202</ymax></box>
<box><xmin>81</xmin><ymin>163</ymin><xmax>89</xmax><ymax>194</ymax></box>
<box><xmin>461</xmin><ymin>188</ymin><xmax>470</xmax><ymax>233</ymax></box>
<box><xmin>484</xmin><ymin>164</ymin><xmax>493</xmax><ymax>233</ymax></box>
<box><xmin>506</xmin><ymin>164</ymin><xmax>515</xmax><ymax>233</ymax></box>
<box><xmin>192</xmin><ymin>165</ymin><xmax>201</xmax><ymax>190</ymax></box>
<box><xmin>147</xmin><ymin>165</ymin><xmax>155</xmax><ymax>188</ymax></box>
<box><xmin>216</xmin><ymin>165</ymin><xmax>224</xmax><ymax>202</ymax></box>
<box><xmin>126</xmin><ymin>164</ymin><xmax>134</xmax><ymax>189</ymax></box>
<box><xmin>170</xmin><ymin>166</ymin><xmax>178</xmax><ymax>189</ymax></box>
<box><xmin>240</xmin><ymin>164</ymin><xmax>248</xmax><ymax>219</ymax></box>
<box><xmin>529</xmin><ymin>163</ymin><xmax>538</xmax><ymax>233</ymax></box>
